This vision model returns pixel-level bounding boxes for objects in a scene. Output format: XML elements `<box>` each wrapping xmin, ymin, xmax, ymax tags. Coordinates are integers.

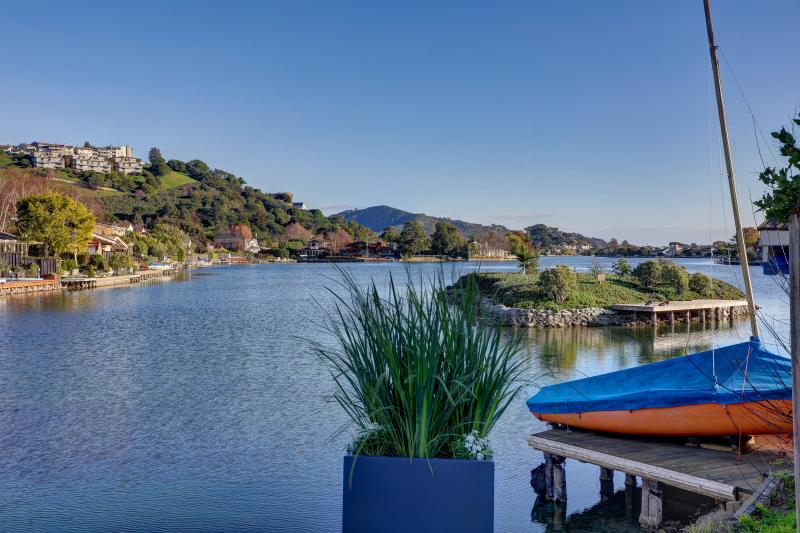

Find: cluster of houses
<box><xmin>0</xmin><ymin>222</ymin><xmax>148</xmax><ymax>276</ymax></box>
<box><xmin>6</xmin><ymin>141</ymin><xmax>144</xmax><ymax>175</ymax></box>
<box><xmin>297</xmin><ymin>238</ymin><xmax>399</xmax><ymax>261</ymax></box>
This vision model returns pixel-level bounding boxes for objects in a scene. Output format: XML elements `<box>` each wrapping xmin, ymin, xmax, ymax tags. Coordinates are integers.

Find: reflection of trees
<box><xmin>531</xmin><ymin>490</ymin><xmax>642</xmax><ymax>532</ymax></box>
<box><xmin>507</xmin><ymin>322</ymin><xmax>734</xmax><ymax>381</ymax></box>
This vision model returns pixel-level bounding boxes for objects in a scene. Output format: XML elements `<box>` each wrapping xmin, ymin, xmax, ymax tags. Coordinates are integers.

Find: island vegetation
<box><xmin>456</xmin><ymin>257</ymin><xmax>744</xmax><ymax>312</ymax></box>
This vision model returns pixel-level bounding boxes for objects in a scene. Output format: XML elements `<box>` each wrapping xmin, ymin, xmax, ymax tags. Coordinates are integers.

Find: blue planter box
<box><xmin>342</xmin><ymin>455</ymin><xmax>494</xmax><ymax>533</ymax></box>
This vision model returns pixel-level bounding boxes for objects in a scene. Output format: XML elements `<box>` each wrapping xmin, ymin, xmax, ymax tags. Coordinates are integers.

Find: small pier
<box><xmin>528</xmin><ymin>427</ymin><xmax>787</xmax><ymax>528</ymax></box>
<box><xmin>611</xmin><ymin>299</ymin><xmax>749</xmax><ymax>325</ymax></box>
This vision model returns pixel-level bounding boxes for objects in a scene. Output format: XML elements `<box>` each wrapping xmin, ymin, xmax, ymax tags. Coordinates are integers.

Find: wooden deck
<box><xmin>611</xmin><ymin>299</ymin><xmax>749</xmax><ymax>325</ymax></box>
<box><xmin>527</xmin><ymin>427</ymin><xmax>790</xmax><ymax>527</ymax></box>
<box><xmin>611</xmin><ymin>299</ymin><xmax>748</xmax><ymax>313</ymax></box>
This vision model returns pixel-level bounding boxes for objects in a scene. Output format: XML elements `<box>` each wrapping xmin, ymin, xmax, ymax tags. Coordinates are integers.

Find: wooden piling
<box><xmin>640</xmin><ymin>478</ymin><xmax>663</xmax><ymax>528</ymax></box>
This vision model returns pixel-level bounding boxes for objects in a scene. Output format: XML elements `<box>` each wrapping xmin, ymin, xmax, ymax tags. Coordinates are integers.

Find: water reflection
<box><xmin>0</xmin><ymin>261</ymin><xmax>788</xmax><ymax>532</ymax></box>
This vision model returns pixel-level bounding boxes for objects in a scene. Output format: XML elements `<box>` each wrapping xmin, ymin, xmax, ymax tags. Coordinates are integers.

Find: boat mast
<box><xmin>702</xmin><ymin>0</ymin><xmax>760</xmax><ymax>338</ymax></box>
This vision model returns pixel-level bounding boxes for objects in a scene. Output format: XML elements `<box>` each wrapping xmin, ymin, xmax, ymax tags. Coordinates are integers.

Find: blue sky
<box><xmin>1</xmin><ymin>1</ymin><xmax>798</xmax><ymax>244</ymax></box>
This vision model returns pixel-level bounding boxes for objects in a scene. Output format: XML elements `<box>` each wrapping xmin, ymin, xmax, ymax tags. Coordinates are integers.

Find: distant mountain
<box><xmin>333</xmin><ymin>205</ymin><xmax>510</xmax><ymax>239</ymax></box>
<box><xmin>334</xmin><ymin>205</ymin><xmax>610</xmax><ymax>251</ymax></box>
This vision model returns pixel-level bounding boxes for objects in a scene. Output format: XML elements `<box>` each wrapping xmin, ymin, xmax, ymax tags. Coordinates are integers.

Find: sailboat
<box><xmin>526</xmin><ymin>0</ymin><xmax>793</xmax><ymax>437</ymax></box>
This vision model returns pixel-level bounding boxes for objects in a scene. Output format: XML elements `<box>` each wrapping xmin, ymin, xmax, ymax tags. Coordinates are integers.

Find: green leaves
<box><xmin>756</xmin><ymin>114</ymin><xmax>800</xmax><ymax>222</ymax></box>
<box><xmin>316</xmin><ymin>269</ymin><xmax>526</xmax><ymax>459</ymax></box>
<box><xmin>16</xmin><ymin>192</ymin><xmax>95</xmax><ymax>258</ymax></box>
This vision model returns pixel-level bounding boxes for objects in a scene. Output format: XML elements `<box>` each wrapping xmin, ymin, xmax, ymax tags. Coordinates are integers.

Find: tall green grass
<box><xmin>315</xmin><ymin>269</ymin><xmax>526</xmax><ymax>459</ymax></box>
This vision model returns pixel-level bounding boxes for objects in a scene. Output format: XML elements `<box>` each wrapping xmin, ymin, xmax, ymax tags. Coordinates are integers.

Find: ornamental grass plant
<box><xmin>316</xmin><ymin>269</ymin><xmax>526</xmax><ymax>459</ymax></box>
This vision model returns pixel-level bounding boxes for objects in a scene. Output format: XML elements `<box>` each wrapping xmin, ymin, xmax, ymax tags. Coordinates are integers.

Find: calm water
<box><xmin>0</xmin><ymin>258</ymin><xmax>789</xmax><ymax>532</ymax></box>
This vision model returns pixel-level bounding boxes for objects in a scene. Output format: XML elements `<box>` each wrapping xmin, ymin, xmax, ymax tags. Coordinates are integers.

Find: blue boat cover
<box><xmin>526</xmin><ymin>337</ymin><xmax>791</xmax><ymax>415</ymax></box>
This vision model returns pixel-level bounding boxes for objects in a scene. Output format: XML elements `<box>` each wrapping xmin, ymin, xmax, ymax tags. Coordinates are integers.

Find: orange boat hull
<box><xmin>532</xmin><ymin>399</ymin><xmax>793</xmax><ymax>436</ymax></box>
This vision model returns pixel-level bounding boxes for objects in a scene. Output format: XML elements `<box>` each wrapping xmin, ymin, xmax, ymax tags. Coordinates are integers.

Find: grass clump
<box><xmin>315</xmin><ymin>270</ymin><xmax>526</xmax><ymax>459</ymax></box>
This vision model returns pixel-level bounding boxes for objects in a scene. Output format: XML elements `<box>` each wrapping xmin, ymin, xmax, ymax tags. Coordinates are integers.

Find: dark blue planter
<box><xmin>342</xmin><ymin>455</ymin><xmax>494</xmax><ymax>533</ymax></box>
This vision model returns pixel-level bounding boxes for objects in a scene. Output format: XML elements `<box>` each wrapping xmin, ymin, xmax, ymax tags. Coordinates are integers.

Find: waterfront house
<box><xmin>301</xmin><ymin>238</ymin><xmax>329</xmax><ymax>258</ymax></box>
<box><xmin>758</xmin><ymin>220</ymin><xmax>789</xmax><ymax>274</ymax></box>
<box><xmin>0</xmin><ymin>231</ymin><xmax>29</xmax><ymax>270</ymax></box>
<box><xmin>87</xmin><ymin>233</ymin><xmax>130</xmax><ymax>260</ymax></box>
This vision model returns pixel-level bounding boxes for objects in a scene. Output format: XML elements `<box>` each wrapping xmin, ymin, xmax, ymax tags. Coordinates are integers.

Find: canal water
<box><xmin>0</xmin><ymin>258</ymin><xmax>789</xmax><ymax>532</ymax></box>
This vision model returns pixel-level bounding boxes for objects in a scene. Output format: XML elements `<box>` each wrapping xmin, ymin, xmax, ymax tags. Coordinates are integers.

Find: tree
<box><xmin>87</xmin><ymin>173</ymin><xmax>107</xmax><ymax>189</ymax></box>
<box><xmin>430</xmin><ymin>221</ymin><xmax>465</xmax><ymax>256</ymax></box>
<box><xmin>147</xmin><ymin>147</ymin><xmax>170</xmax><ymax>177</ymax></box>
<box><xmin>380</xmin><ymin>226</ymin><xmax>400</xmax><ymax>244</ymax></box>
<box><xmin>589</xmin><ymin>260</ymin><xmax>605</xmax><ymax>276</ymax></box>
<box><xmin>167</xmin><ymin>159</ymin><xmax>187</xmax><ymax>173</ymax></box>
<box><xmin>186</xmin><ymin>159</ymin><xmax>211</xmax><ymax>180</ymax></box>
<box><xmin>742</xmin><ymin>227</ymin><xmax>760</xmax><ymax>249</ymax></box>
<box><xmin>16</xmin><ymin>192</ymin><xmax>95</xmax><ymax>262</ymax></box>
<box><xmin>660</xmin><ymin>260</ymin><xmax>689</xmax><ymax>294</ymax></box>
<box><xmin>283</xmin><ymin>222</ymin><xmax>312</xmax><ymax>243</ymax></box>
<box><xmin>539</xmin><ymin>265</ymin><xmax>577</xmax><ymax>303</ymax></box>
<box><xmin>399</xmin><ymin>221</ymin><xmax>429</xmax><ymax>256</ymax></box>
<box><xmin>612</xmin><ymin>257</ymin><xmax>632</xmax><ymax>277</ymax></box>
<box><xmin>326</xmin><ymin>228</ymin><xmax>353</xmax><ymax>253</ymax></box>
<box><xmin>632</xmin><ymin>260</ymin><xmax>662</xmax><ymax>289</ymax></box>
<box><xmin>689</xmin><ymin>272</ymin><xmax>712</xmax><ymax>297</ymax></box>
<box><xmin>507</xmin><ymin>232</ymin><xmax>540</xmax><ymax>275</ymax></box>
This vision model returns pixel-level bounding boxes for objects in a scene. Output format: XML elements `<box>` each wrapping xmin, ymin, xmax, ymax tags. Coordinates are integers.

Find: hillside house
<box><xmin>114</xmin><ymin>156</ymin><xmax>143</xmax><ymax>174</ymax></box>
<box><xmin>31</xmin><ymin>152</ymin><xmax>65</xmax><ymax>169</ymax></box>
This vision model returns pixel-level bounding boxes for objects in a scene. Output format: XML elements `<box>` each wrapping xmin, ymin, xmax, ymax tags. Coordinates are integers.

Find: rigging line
<box><xmin>718</xmin><ymin>48</ymin><xmax>781</xmax><ymax>167</ymax></box>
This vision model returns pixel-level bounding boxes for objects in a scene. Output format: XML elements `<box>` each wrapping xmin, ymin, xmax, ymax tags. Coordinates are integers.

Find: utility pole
<box><xmin>790</xmin><ymin>213</ymin><xmax>800</xmax><ymax>533</ymax></box>
<box><xmin>703</xmin><ymin>0</ymin><xmax>760</xmax><ymax>338</ymax></box>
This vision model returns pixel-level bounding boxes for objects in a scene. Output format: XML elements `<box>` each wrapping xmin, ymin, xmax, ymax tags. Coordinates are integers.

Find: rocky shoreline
<box><xmin>480</xmin><ymin>298</ymin><xmax>749</xmax><ymax>328</ymax></box>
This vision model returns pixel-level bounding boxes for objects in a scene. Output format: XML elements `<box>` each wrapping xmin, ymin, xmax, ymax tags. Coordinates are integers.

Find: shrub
<box><xmin>315</xmin><ymin>270</ymin><xmax>526</xmax><ymax>459</ymax></box>
<box><xmin>27</xmin><ymin>262</ymin><xmax>39</xmax><ymax>277</ymax></box>
<box><xmin>539</xmin><ymin>265</ymin><xmax>578</xmax><ymax>303</ymax></box>
<box><xmin>632</xmin><ymin>260</ymin><xmax>662</xmax><ymax>289</ymax></box>
<box><xmin>661</xmin><ymin>261</ymin><xmax>689</xmax><ymax>294</ymax></box>
<box><xmin>90</xmin><ymin>254</ymin><xmax>107</xmax><ymax>271</ymax></box>
<box><xmin>61</xmin><ymin>259</ymin><xmax>78</xmax><ymax>273</ymax></box>
<box><xmin>109</xmin><ymin>254</ymin><xmax>133</xmax><ymax>271</ymax></box>
<box><xmin>689</xmin><ymin>272</ymin><xmax>713</xmax><ymax>296</ymax></box>
<box><xmin>612</xmin><ymin>257</ymin><xmax>631</xmax><ymax>277</ymax></box>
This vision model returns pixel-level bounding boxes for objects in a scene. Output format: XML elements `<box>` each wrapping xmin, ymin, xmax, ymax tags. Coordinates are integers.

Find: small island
<box><xmin>451</xmin><ymin>258</ymin><xmax>748</xmax><ymax>328</ymax></box>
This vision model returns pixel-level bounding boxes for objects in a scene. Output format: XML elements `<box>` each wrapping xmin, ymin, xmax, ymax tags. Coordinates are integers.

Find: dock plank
<box><xmin>528</xmin><ymin>428</ymin><xmax>784</xmax><ymax>500</ymax></box>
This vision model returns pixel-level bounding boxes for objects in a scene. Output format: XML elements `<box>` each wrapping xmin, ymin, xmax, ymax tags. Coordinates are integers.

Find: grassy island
<box><xmin>456</xmin><ymin>260</ymin><xmax>744</xmax><ymax>312</ymax></box>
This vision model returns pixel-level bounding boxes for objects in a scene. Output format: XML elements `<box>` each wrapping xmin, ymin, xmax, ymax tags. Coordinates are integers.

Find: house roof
<box><xmin>0</xmin><ymin>231</ymin><xmax>17</xmax><ymax>241</ymax></box>
<box><xmin>757</xmin><ymin>220</ymin><xmax>788</xmax><ymax>231</ymax></box>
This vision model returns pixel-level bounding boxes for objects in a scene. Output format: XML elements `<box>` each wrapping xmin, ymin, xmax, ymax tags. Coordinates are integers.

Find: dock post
<box><xmin>668</xmin><ymin>311</ymin><xmax>675</xmax><ymax>325</ymax></box>
<box><xmin>651</xmin><ymin>311</ymin><xmax>657</xmax><ymax>326</ymax></box>
<box><xmin>544</xmin><ymin>452</ymin><xmax>566</xmax><ymax>502</ymax></box>
<box><xmin>599</xmin><ymin>467</ymin><xmax>614</xmax><ymax>502</ymax></box>
<box><xmin>639</xmin><ymin>478</ymin><xmax>663</xmax><ymax>529</ymax></box>
<box><xmin>625</xmin><ymin>474</ymin><xmax>637</xmax><ymax>518</ymax></box>
<box><xmin>700</xmin><ymin>309</ymin><xmax>706</xmax><ymax>323</ymax></box>
<box><xmin>685</xmin><ymin>310</ymin><xmax>691</xmax><ymax>323</ymax></box>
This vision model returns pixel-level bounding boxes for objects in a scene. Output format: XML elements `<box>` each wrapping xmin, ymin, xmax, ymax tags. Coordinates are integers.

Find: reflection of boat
<box><xmin>527</xmin><ymin>337</ymin><xmax>792</xmax><ymax>436</ymax></box>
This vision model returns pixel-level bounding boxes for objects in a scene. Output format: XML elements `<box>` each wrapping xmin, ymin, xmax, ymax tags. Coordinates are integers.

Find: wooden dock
<box><xmin>527</xmin><ymin>427</ymin><xmax>788</xmax><ymax>528</ymax></box>
<box><xmin>611</xmin><ymin>299</ymin><xmax>749</xmax><ymax>325</ymax></box>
